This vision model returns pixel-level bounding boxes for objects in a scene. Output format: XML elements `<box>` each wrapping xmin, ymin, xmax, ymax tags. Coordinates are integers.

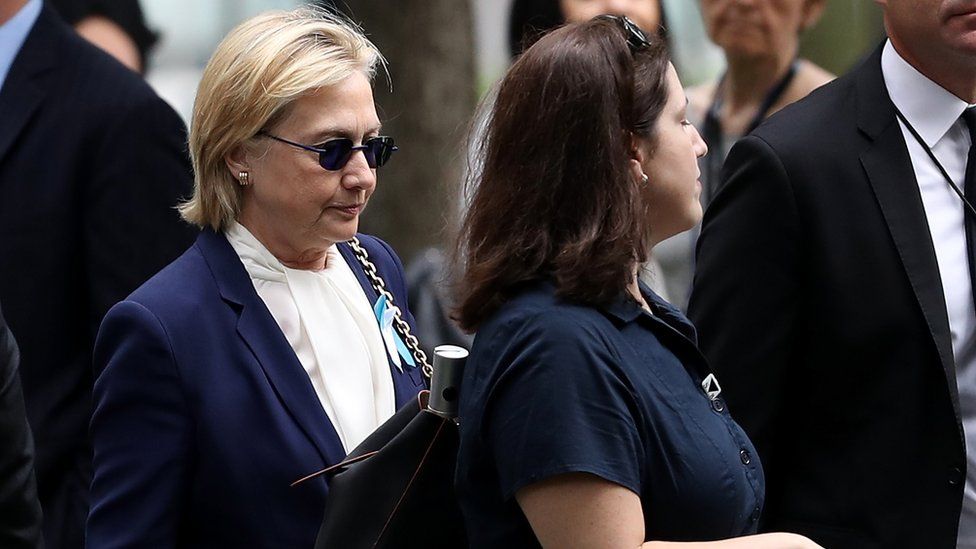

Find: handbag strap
<box><xmin>348</xmin><ymin>237</ymin><xmax>433</xmax><ymax>379</ymax></box>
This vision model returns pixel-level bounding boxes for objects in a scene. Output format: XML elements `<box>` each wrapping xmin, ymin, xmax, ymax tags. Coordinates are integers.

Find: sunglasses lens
<box><xmin>315</xmin><ymin>137</ymin><xmax>396</xmax><ymax>170</ymax></box>
<box><xmin>318</xmin><ymin>139</ymin><xmax>353</xmax><ymax>170</ymax></box>
<box><xmin>366</xmin><ymin>137</ymin><xmax>396</xmax><ymax>168</ymax></box>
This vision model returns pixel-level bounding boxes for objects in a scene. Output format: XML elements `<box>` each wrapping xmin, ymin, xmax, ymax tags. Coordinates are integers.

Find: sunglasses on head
<box><xmin>258</xmin><ymin>131</ymin><xmax>398</xmax><ymax>171</ymax></box>
<box><xmin>594</xmin><ymin>14</ymin><xmax>651</xmax><ymax>55</ymax></box>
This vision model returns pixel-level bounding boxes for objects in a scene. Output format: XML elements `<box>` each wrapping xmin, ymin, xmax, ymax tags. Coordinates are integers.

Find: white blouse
<box><xmin>225</xmin><ymin>222</ymin><xmax>396</xmax><ymax>452</ymax></box>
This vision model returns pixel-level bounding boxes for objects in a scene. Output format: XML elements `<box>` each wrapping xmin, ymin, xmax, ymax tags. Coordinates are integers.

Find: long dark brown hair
<box><xmin>453</xmin><ymin>19</ymin><xmax>671</xmax><ymax>332</ymax></box>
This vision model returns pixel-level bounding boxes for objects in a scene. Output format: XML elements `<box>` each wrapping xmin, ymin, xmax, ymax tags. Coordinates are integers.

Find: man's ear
<box><xmin>800</xmin><ymin>0</ymin><xmax>828</xmax><ymax>32</ymax></box>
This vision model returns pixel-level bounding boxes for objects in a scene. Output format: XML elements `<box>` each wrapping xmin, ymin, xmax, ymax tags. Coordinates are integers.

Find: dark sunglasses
<box><xmin>258</xmin><ymin>132</ymin><xmax>398</xmax><ymax>170</ymax></box>
<box><xmin>594</xmin><ymin>14</ymin><xmax>651</xmax><ymax>55</ymax></box>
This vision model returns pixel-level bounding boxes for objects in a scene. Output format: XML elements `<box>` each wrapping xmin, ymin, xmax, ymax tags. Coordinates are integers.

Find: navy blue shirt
<box><xmin>456</xmin><ymin>282</ymin><xmax>764</xmax><ymax>546</ymax></box>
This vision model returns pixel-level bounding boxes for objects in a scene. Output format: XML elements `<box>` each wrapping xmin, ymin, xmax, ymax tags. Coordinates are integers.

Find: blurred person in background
<box><xmin>689</xmin><ymin>0</ymin><xmax>976</xmax><ymax>546</ymax></box>
<box><xmin>0</xmin><ymin>0</ymin><xmax>195</xmax><ymax>546</ymax></box>
<box><xmin>508</xmin><ymin>0</ymin><xmax>666</xmax><ymax>57</ymax></box>
<box><xmin>654</xmin><ymin>0</ymin><xmax>833</xmax><ymax>309</ymax></box>
<box><xmin>88</xmin><ymin>8</ymin><xmax>425</xmax><ymax>547</ymax></box>
<box><xmin>0</xmin><ymin>302</ymin><xmax>42</xmax><ymax>549</ymax></box>
<box><xmin>48</xmin><ymin>0</ymin><xmax>157</xmax><ymax>73</ymax></box>
<box><xmin>454</xmin><ymin>16</ymin><xmax>821</xmax><ymax>549</ymax></box>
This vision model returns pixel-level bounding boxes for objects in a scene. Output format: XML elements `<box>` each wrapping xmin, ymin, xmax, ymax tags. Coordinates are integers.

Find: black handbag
<box><xmin>296</xmin><ymin>237</ymin><xmax>469</xmax><ymax>549</ymax></box>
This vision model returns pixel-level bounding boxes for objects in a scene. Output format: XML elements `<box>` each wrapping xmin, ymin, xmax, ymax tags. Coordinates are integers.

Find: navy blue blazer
<box><xmin>87</xmin><ymin>230</ymin><xmax>426</xmax><ymax>548</ymax></box>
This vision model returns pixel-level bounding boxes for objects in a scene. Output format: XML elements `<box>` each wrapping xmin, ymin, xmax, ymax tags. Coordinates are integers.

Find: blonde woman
<box><xmin>87</xmin><ymin>8</ymin><xmax>425</xmax><ymax>547</ymax></box>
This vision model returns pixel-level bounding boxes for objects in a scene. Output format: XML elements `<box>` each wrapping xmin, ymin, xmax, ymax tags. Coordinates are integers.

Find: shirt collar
<box><xmin>882</xmin><ymin>39</ymin><xmax>975</xmax><ymax>147</ymax></box>
<box><xmin>601</xmin><ymin>290</ymin><xmax>643</xmax><ymax>324</ymax></box>
<box><xmin>599</xmin><ymin>280</ymin><xmax>697</xmax><ymax>339</ymax></box>
<box><xmin>0</xmin><ymin>0</ymin><xmax>42</xmax><ymax>94</ymax></box>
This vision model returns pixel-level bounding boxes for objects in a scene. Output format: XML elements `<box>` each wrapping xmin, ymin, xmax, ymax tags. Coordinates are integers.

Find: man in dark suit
<box><xmin>0</xmin><ymin>1</ymin><xmax>196</xmax><ymax>546</ymax></box>
<box><xmin>689</xmin><ymin>1</ymin><xmax>976</xmax><ymax>547</ymax></box>
<box><xmin>0</xmin><ymin>303</ymin><xmax>42</xmax><ymax>549</ymax></box>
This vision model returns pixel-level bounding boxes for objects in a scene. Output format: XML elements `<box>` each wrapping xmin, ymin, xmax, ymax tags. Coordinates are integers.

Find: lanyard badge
<box><xmin>701</xmin><ymin>373</ymin><xmax>722</xmax><ymax>401</ymax></box>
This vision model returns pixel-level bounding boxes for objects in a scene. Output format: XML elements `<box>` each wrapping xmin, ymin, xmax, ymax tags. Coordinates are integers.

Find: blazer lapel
<box><xmin>856</xmin><ymin>45</ymin><xmax>959</xmax><ymax>415</ymax></box>
<box><xmin>0</xmin><ymin>6</ymin><xmax>57</xmax><ymax>166</ymax></box>
<box><xmin>196</xmin><ymin>231</ymin><xmax>347</xmax><ymax>466</ymax></box>
<box><xmin>337</xmin><ymin>241</ymin><xmax>380</xmax><ymax>303</ymax></box>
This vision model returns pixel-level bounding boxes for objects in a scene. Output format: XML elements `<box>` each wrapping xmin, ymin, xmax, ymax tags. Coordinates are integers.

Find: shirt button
<box><xmin>950</xmin><ymin>467</ymin><xmax>964</xmax><ymax>486</ymax></box>
<box><xmin>739</xmin><ymin>449</ymin><xmax>752</xmax><ymax>465</ymax></box>
<box><xmin>750</xmin><ymin>507</ymin><xmax>761</xmax><ymax>522</ymax></box>
<box><xmin>710</xmin><ymin>398</ymin><xmax>726</xmax><ymax>413</ymax></box>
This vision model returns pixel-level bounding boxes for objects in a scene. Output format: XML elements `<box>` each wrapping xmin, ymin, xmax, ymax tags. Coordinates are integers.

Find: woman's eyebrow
<box><xmin>307</xmin><ymin>124</ymin><xmax>383</xmax><ymax>142</ymax></box>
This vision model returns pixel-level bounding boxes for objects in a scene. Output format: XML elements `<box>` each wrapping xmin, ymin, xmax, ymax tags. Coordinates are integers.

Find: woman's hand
<box><xmin>729</xmin><ymin>533</ymin><xmax>825</xmax><ymax>549</ymax></box>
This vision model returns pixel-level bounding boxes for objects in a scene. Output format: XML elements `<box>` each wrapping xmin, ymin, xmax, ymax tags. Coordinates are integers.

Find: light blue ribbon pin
<box><xmin>373</xmin><ymin>295</ymin><xmax>416</xmax><ymax>372</ymax></box>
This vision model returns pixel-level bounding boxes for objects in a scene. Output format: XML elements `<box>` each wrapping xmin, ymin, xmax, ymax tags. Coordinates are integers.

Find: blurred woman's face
<box><xmin>238</xmin><ymin>72</ymin><xmax>380</xmax><ymax>260</ymax></box>
<box><xmin>699</xmin><ymin>0</ymin><xmax>824</xmax><ymax>59</ymax></box>
<box><xmin>560</xmin><ymin>0</ymin><xmax>661</xmax><ymax>33</ymax></box>
<box><xmin>641</xmin><ymin>63</ymin><xmax>708</xmax><ymax>242</ymax></box>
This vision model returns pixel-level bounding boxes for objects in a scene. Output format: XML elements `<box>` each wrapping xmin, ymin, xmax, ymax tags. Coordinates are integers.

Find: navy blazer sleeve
<box><xmin>0</xmin><ymin>307</ymin><xmax>42</xmax><ymax>549</ymax></box>
<box><xmin>89</xmin><ymin>300</ymin><xmax>191</xmax><ymax>548</ymax></box>
<box><xmin>687</xmin><ymin>135</ymin><xmax>802</xmax><ymax>472</ymax></box>
<box><xmin>83</xmin><ymin>92</ymin><xmax>196</xmax><ymax>340</ymax></box>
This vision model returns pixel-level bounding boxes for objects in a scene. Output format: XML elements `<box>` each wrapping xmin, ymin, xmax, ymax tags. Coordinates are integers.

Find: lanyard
<box><xmin>701</xmin><ymin>61</ymin><xmax>798</xmax><ymax>206</ymax></box>
<box><xmin>893</xmin><ymin>107</ymin><xmax>976</xmax><ymax>221</ymax></box>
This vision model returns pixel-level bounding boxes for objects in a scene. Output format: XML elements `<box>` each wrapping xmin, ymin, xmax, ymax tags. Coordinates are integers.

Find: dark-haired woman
<box><xmin>453</xmin><ymin>17</ymin><xmax>822</xmax><ymax>549</ymax></box>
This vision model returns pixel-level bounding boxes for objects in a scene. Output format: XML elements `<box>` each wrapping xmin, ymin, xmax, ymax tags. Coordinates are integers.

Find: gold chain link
<box><xmin>348</xmin><ymin>237</ymin><xmax>433</xmax><ymax>379</ymax></box>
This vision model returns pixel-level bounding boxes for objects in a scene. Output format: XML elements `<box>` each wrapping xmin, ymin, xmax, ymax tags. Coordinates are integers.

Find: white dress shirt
<box><xmin>225</xmin><ymin>222</ymin><xmax>396</xmax><ymax>453</ymax></box>
<box><xmin>0</xmin><ymin>0</ymin><xmax>41</xmax><ymax>94</ymax></box>
<box><xmin>883</xmin><ymin>40</ymin><xmax>976</xmax><ymax>548</ymax></box>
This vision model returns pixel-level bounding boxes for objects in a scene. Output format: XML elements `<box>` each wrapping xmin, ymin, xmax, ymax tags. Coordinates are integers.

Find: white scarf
<box><xmin>225</xmin><ymin>222</ymin><xmax>396</xmax><ymax>452</ymax></box>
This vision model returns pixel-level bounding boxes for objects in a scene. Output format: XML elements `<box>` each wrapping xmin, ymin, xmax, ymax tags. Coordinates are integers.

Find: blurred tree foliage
<box><xmin>333</xmin><ymin>0</ymin><xmax>476</xmax><ymax>264</ymax></box>
<box><xmin>800</xmin><ymin>0</ymin><xmax>885</xmax><ymax>75</ymax></box>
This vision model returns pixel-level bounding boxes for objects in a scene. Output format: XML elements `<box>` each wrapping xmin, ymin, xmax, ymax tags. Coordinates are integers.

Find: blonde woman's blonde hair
<box><xmin>179</xmin><ymin>6</ymin><xmax>384</xmax><ymax>230</ymax></box>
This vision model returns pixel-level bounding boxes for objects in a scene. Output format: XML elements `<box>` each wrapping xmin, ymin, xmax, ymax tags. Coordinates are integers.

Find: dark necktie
<box><xmin>960</xmin><ymin>107</ymin><xmax>976</xmax><ymax>305</ymax></box>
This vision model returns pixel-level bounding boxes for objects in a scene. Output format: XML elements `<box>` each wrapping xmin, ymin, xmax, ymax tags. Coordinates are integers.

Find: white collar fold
<box><xmin>882</xmin><ymin>40</ymin><xmax>975</xmax><ymax>147</ymax></box>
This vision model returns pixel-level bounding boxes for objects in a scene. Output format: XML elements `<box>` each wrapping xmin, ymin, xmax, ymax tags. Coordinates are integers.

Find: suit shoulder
<box><xmin>52</xmin><ymin>25</ymin><xmax>174</xmax><ymax>116</ymax></box>
<box><xmin>752</xmin><ymin>69</ymin><xmax>858</xmax><ymax>152</ymax></box>
<box><xmin>125</xmin><ymin>243</ymin><xmax>213</xmax><ymax>313</ymax></box>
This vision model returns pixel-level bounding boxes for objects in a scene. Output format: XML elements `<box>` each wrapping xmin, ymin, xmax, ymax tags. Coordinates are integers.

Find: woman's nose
<box><xmin>340</xmin><ymin>150</ymin><xmax>377</xmax><ymax>190</ymax></box>
<box><xmin>692</xmin><ymin>125</ymin><xmax>708</xmax><ymax>158</ymax></box>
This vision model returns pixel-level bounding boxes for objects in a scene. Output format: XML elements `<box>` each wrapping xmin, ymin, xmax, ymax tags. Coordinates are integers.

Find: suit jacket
<box><xmin>688</xmin><ymin>44</ymin><xmax>966</xmax><ymax>549</ymax></box>
<box><xmin>88</xmin><ymin>230</ymin><xmax>427</xmax><ymax>548</ymax></box>
<box><xmin>0</xmin><ymin>5</ymin><xmax>196</xmax><ymax>545</ymax></box>
<box><xmin>0</xmin><ymin>304</ymin><xmax>43</xmax><ymax>549</ymax></box>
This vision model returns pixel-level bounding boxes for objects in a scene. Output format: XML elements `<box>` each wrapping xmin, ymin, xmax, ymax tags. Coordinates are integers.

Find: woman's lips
<box><xmin>331</xmin><ymin>203</ymin><xmax>364</xmax><ymax>216</ymax></box>
<box><xmin>947</xmin><ymin>3</ymin><xmax>976</xmax><ymax>20</ymax></box>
